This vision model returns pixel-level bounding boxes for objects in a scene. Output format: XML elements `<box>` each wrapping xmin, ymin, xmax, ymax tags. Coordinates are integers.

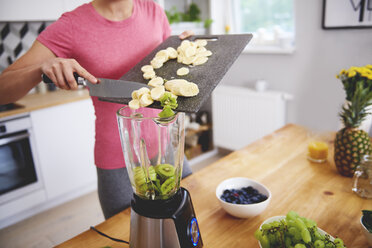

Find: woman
<box><xmin>0</xmin><ymin>0</ymin><xmax>193</xmax><ymax>219</ymax></box>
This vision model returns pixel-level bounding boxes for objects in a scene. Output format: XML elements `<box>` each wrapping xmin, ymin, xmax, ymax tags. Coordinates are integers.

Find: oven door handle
<box><xmin>0</xmin><ymin>132</ymin><xmax>30</xmax><ymax>146</ymax></box>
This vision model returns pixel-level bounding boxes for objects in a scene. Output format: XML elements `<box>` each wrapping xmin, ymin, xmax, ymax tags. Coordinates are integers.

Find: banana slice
<box><xmin>177</xmin><ymin>55</ymin><xmax>184</xmax><ymax>63</ymax></box>
<box><xmin>193</xmin><ymin>56</ymin><xmax>208</xmax><ymax>66</ymax></box>
<box><xmin>150</xmin><ymin>58</ymin><xmax>163</xmax><ymax>69</ymax></box>
<box><xmin>196</xmin><ymin>39</ymin><xmax>207</xmax><ymax>47</ymax></box>
<box><xmin>139</xmin><ymin>93</ymin><xmax>154</xmax><ymax>107</ymax></box>
<box><xmin>143</xmin><ymin>70</ymin><xmax>156</xmax><ymax>80</ymax></box>
<box><xmin>182</xmin><ymin>56</ymin><xmax>196</xmax><ymax>65</ymax></box>
<box><xmin>156</xmin><ymin>50</ymin><xmax>169</xmax><ymax>59</ymax></box>
<box><xmin>155</xmin><ymin>55</ymin><xmax>168</xmax><ymax>64</ymax></box>
<box><xmin>177</xmin><ymin>67</ymin><xmax>189</xmax><ymax>76</ymax></box>
<box><xmin>185</xmin><ymin>46</ymin><xmax>196</xmax><ymax>57</ymax></box>
<box><xmin>148</xmin><ymin>77</ymin><xmax>164</xmax><ymax>87</ymax></box>
<box><xmin>180</xmin><ymin>40</ymin><xmax>191</xmax><ymax>49</ymax></box>
<box><xmin>136</xmin><ymin>87</ymin><xmax>151</xmax><ymax>99</ymax></box>
<box><xmin>131</xmin><ymin>90</ymin><xmax>139</xmax><ymax>99</ymax></box>
<box><xmin>203</xmin><ymin>50</ymin><xmax>213</xmax><ymax>57</ymax></box>
<box><xmin>141</xmin><ymin>65</ymin><xmax>154</xmax><ymax>73</ymax></box>
<box><xmin>164</xmin><ymin>79</ymin><xmax>199</xmax><ymax>97</ymax></box>
<box><xmin>180</xmin><ymin>83</ymin><xmax>199</xmax><ymax>97</ymax></box>
<box><xmin>196</xmin><ymin>47</ymin><xmax>207</xmax><ymax>53</ymax></box>
<box><xmin>129</xmin><ymin>99</ymin><xmax>140</xmax><ymax>110</ymax></box>
<box><xmin>150</xmin><ymin>85</ymin><xmax>165</xmax><ymax>100</ymax></box>
<box><xmin>166</xmin><ymin>47</ymin><xmax>178</xmax><ymax>59</ymax></box>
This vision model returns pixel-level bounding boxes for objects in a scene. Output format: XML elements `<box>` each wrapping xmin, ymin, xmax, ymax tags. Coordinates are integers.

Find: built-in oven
<box><xmin>0</xmin><ymin>113</ymin><xmax>43</xmax><ymax>205</ymax></box>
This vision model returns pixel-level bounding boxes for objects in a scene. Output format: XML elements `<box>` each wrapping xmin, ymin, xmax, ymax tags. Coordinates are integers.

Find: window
<box><xmin>211</xmin><ymin>0</ymin><xmax>295</xmax><ymax>53</ymax></box>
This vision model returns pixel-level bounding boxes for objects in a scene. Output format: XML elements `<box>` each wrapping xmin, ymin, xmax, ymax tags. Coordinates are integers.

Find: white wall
<box><xmin>215</xmin><ymin>0</ymin><xmax>372</xmax><ymax>131</ymax></box>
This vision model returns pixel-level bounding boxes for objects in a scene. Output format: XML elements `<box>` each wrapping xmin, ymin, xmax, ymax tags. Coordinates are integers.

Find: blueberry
<box><xmin>223</xmin><ymin>189</ymin><xmax>231</xmax><ymax>195</ymax></box>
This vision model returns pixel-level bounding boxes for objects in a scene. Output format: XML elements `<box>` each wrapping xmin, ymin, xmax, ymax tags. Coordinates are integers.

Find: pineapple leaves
<box><xmin>340</xmin><ymin>81</ymin><xmax>372</xmax><ymax>128</ymax></box>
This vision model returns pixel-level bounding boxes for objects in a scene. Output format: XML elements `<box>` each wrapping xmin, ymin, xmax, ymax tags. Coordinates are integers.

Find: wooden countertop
<box><xmin>56</xmin><ymin>124</ymin><xmax>371</xmax><ymax>248</ymax></box>
<box><xmin>0</xmin><ymin>89</ymin><xmax>90</xmax><ymax>119</ymax></box>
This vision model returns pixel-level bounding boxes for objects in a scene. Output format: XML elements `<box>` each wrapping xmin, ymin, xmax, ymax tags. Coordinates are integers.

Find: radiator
<box><xmin>212</xmin><ymin>85</ymin><xmax>291</xmax><ymax>150</ymax></box>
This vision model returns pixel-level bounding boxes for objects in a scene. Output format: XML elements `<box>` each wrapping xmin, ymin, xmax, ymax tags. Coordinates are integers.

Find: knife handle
<box><xmin>42</xmin><ymin>73</ymin><xmax>84</xmax><ymax>85</ymax></box>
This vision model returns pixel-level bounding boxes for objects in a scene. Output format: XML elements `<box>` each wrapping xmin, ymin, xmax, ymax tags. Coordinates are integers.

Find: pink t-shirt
<box><xmin>37</xmin><ymin>0</ymin><xmax>171</xmax><ymax>169</ymax></box>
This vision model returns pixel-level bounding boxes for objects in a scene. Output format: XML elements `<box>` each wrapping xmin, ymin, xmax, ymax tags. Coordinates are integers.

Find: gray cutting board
<box><xmin>99</xmin><ymin>34</ymin><xmax>252</xmax><ymax>113</ymax></box>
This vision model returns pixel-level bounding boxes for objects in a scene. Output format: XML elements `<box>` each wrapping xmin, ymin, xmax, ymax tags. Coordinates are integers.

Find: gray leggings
<box><xmin>97</xmin><ymin>160</ymin><xmax>192</xmax><ymax>219</ymax></box>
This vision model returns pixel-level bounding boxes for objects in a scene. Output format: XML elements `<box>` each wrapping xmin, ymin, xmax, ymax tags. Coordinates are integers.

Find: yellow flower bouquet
<box><xmin>336</xmin><ymin>65</ymin><xmax>372</xmax><ymax>102</ymax></box>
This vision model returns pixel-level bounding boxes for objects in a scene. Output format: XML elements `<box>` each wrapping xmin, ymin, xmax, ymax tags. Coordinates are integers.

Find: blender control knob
<box><xmin>188</xmin><ymin>217</ymin><xmax>200</xmax><ymax>246</ymax></box>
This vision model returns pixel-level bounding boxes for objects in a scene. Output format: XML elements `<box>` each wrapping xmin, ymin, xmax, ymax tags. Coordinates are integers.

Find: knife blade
<box><xmin>42</xmin><ymin>73</ymin><xmax>149</xmax><ymax>99</ymax></box>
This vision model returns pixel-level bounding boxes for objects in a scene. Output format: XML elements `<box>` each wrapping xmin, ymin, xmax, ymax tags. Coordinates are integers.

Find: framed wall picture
<box><xmin>322</xmin><ymin>0</ymin><xmax>372</xmax><ymax>29</ymax></box>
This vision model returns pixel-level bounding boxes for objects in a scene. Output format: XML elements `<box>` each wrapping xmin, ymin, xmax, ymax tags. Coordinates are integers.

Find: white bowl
<box><xmin>215</xmin><ymin>177</ymin><xmax>271</xmax><ymax>218</ymax></box>
<box><xmin>258</xmin><ymin>216</ymin><xmax>334</xmax><ymax>248</ymax></box>
<box><xmin>361</xmin><ymin>216</ymin><xmax>372</xmax><ymax>246</ymax></box>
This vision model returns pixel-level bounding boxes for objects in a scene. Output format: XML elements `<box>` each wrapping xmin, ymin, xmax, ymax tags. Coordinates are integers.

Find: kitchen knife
<box><xmin>42</xmin><ymin>73</ymin><xmax>149</xmax><ymax>99</ymax></box>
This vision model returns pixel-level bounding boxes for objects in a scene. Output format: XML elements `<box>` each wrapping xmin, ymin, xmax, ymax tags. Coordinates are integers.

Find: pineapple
<box><xmin>334</xmin><ymin>75</ymin><xmax>372</xmax><ymax>177</ymax></box>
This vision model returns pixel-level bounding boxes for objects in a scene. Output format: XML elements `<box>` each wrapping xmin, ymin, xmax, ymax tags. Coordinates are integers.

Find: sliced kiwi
<box><xmin>155</xmin><ymin>179</ymin><xmax>162</xmax><ymax>191</ymax></box>
<box><xmin>133</xmin><ymin>167</ymin><xmax>146</xmax><ymax>186</ymax></box>
<box><xmin>147</xmin><ymin>166</ymin><xmax>157</xmax><ymax>181</ymax></box>
<box><xmin>133</xmin><ymin>166</ymin><xmax>156</xmax><ymax>186</ymax></box>
<box><xmin>160</xmin><ymin>177</ymin><xmax>176</xmax><ymax>195</ymax></box>
<box><xmin>155</xmin><ymin>164</ymin><xmax>175</xmax><ymax>179</ymax></box>
<box><xmin>137</xmin><ymin>183</ymin><xmax>148</xmax><ymax>195</ymax></box>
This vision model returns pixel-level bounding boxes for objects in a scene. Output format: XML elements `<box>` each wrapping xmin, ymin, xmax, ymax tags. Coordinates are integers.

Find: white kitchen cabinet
<box><xmin>30</xmin><ymin>99</ymin><xmax>96</xmax><ymax>201</ymax></box>
<box><xmin>0</xmin><ymin>0</ymin><xmax>90</xmax><ymax>21</ymax></box>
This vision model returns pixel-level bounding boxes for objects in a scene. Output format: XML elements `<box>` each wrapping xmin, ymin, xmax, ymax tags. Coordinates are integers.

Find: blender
<box><xmin>117</xmin><ymin>106</ymin><xmax>203</xmax><ymax>248</ymax></box>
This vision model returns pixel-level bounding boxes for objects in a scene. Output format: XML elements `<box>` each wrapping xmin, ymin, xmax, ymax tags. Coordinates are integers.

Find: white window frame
<box><xmin>209</xmin><ymin>0</ymin><xmax>296</xmax><ymax>54</ymax></box>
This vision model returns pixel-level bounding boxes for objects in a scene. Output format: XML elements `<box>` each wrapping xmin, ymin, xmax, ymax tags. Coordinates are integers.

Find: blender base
<box><xmin>129</xmin><ymin>188</ymin><xmax>203</xmax><ymax>248</ymax></box>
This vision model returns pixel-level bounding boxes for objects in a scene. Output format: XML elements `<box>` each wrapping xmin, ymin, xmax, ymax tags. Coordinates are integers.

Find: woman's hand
<box><xmin>41</xmin><ymin>58</ymin><xmax>98</xmax><ymax>90</ymax></box>
<box><xmin>179</xmin><ymin>30</ymin><xmax>194</xmax><ymax>40</ymax></box>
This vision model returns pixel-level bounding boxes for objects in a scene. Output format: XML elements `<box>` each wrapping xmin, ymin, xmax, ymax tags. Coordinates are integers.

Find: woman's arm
<box><xmin>0</xmin><ymin>40</ymin><xmax>97</xmax><ymax>105</ymax></box>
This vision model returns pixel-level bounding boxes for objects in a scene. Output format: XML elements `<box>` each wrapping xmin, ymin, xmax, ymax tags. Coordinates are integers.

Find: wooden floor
<box><xmin>0</xmin><ymin>152</ymin><xmax>224</xmax><ymax>248</ymax></box>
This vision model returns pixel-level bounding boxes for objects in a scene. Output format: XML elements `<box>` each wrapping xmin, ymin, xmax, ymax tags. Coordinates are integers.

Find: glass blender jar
<box><xmin>117</xmin><ymin>106</ymin><xmax>202</xmax><ymax>248</ymax></box>
<box><xmin>117</xmin><ymin>106</ymin><xmax>185</xmax><ymax>200</ymax></box>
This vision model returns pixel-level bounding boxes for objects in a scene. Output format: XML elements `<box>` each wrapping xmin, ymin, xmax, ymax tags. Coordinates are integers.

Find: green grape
<box><xmin>288</xmin><ymin>226</ymin><xmax>301</xmax><ymax>243</ymax></box>
<box><xmin>261</xmin><ymin>223</ymin><xmax>271</xmax><ymax>231</ymax></box>
<box><xmin>305</xmin><ymin>218</ymin><xmax>317</xmax><ymax>228</ymax></box>
<box><xmin>311</xmin><ymin>227</ymin><xmax>324</xmax><ymax>241</ymax></box>
<box><xmin>254</xmin><ymin>229</ymin><xmax>263</xmax><ymax>240</ymax></box>
<box><xmin>334</xmin><ymin>238</ymin><xmax>344</xmax><ymax>246</ymax></box>
<box><xmin>294</xmin><ymin>244</ymin><xmax>306</xmax><ymax>248</ymax></box>
<box><xmin>294</xmin><ymin>218</ymin><xmax>307</xmax><ymax>231</ymax></box>
<box><xmin>287</xmin><ymin>211</ymin><xmax>299</xmax><ymax>221</ymax></box>
<box><xmin>300</xmin><ymin>228</ymin><xmax>312</xmax><ymax>243</ymax></box>
<box><xmin>272</xmin><ymin>221</ymin><xmax>280</xmax><ymax>228</ymax></box>
<box><xmin>260</xmin><ymin>234</ymin><xmax>270</xmax><ymax>248</ymax></box>
<box><xmin>314</xmin><ymin>239</ymin><xmax>325</xmax><ymax>248</ymax></box>
<box><xmin>274</xmin><ymin>231</ymin><xmax>283</xmax><ymax>246</ymax></box>
<box><xmin>285</xmin><ymin>236</ymin><xmax>292</xmax><ymax>247</ymax></box>
<box><xmin>287</xmin><ymin>220</ymin><xmax>296</xmax><ymax>228</ymax></box>
<box><xmin>325</xmin><ymin>242</ymin><xmax>334</xmax><ymax>248</ymax></box>
<box><xmin>292</xmin><ymin>231</ymin><xmax>302</xmax><ymax>244</ymax></box>
<box><xmin>267</xmin><ymin>233</ymin><xmax>277</xmax><ymax>245</ymax></box>
<box><xmin>288</xmin><ymin>227</ymin><xmax>297</xmax><ymax>236</ymax></box>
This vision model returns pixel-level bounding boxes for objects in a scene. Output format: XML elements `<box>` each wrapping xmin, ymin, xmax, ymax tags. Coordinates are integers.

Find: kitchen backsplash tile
<box><xmin>0</xmin><ymin>21</ymin><xmax>53</xmax><ymax>72</ymax></box>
